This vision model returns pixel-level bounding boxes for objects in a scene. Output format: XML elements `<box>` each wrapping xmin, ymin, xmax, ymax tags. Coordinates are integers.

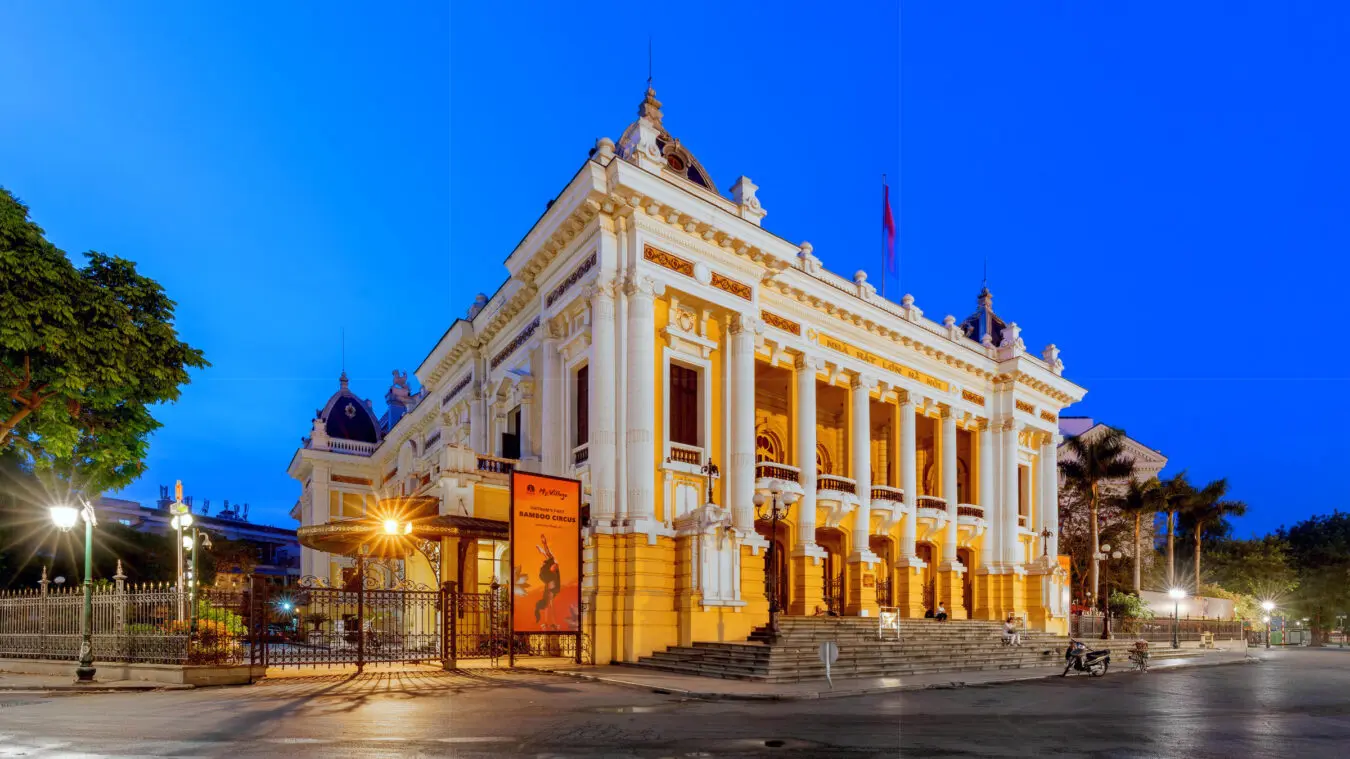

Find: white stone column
<box><xmin>940</xmin><ymin>407</ymin><xmax>959</xmax><ymax>564</ymax></box>
<box><xmin>1002</xmin><ymin>419</ymin><xmax>1020</xmax><ymax>565</ymax></box>
<box><xmin>540</xmin><ymin>336</ymin><xmax>562</xmax><ymax>475</ymax></box>
<box><xmin>625</xmin><ymin>277</ymin><xmax>657</xmax><ymax>526</ymax></box>
<box><xmin>1043</xmin><ymin>433</ymin><xmax>1061</xmax><ymax>560</ymax></box>
<box><xmin>899</xmin><ymin>394</ymin><xmax>917</xmax><ymax>557</ymax></box>
<box><xmin>517</xmin><ymin>379</ymin><xmax>535</xmax><ymax>468</ymax></box>
<box><xmin>729</xmin><ymin>314</ymin><xmax>758</xmax><ymax>533</ymax></box>
<box><xmin>794</xmin><ymin>355</ymin><xmax>819</xmax><ymax>548</ymax></box>
<box><xmin>588</xmin><ymin>283</ymin><xmax>617</xmax><ymax>521</ymax></box>
<box><xmin>469</xmin><ymin>385</ymin><xmax>487</xmax><ymax>454</ymax></box>
<box><xmin>850</xmin><ymin>375</ymin><xmax>875</xmax><ymax>560</ymax></box>
<box><xmin>979</xmin><ymin>420</ymin><xmax>996</xmax><ymax>565</ymax></box>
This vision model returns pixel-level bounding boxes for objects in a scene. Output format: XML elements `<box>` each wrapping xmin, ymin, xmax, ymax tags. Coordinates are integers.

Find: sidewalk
<box><xmin>524</xmin><ymin>648</ymin><xmax>1254</xmax><ymax>701</ymax></box>
<box><xmin>0</xmin><ymin>671</ymin><xmax>194</xmax><ymax>692</ymax></box>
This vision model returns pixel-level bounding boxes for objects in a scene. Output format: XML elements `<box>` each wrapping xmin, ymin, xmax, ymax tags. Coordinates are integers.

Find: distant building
<box><xmin>97</xmin><ymin>487</ymin><xmax>301</xmax><ymax>590</ymax></box>
<box><xmin>1057</xmin><ymin>417</ymin><xmax>1167</xmax><ymax>482</ymax></box>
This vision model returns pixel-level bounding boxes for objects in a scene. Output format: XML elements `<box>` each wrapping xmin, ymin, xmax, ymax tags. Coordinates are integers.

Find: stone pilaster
<box><xmin>625</xmin><ymin>276</ymin><xmax>658</xmax><ymax>529</ymax></box>
<box><xmin>587</xmin><ymin>283</ymin><xmax>617</xmax><ymax>522</ymax></box>
<box><xmin>728</xmin><ymin>314</ymin><xmax>758</xmax><ymax>533</ymax></box>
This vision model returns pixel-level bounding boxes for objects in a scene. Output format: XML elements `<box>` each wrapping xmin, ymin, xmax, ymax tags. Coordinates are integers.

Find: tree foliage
<box><xmin>1277</xmin><ymin>512</ymin><xmax>1350</xmax><ymax>645</ymax></box>
<box><xmin>1059</xmin><ymin>427</ymin><xmax>1136</xmax><ymax>604</ymax></box>
<box><xmin>0</xmin><ymin>187</ymin><xmax>207</xmax><ymax>491</ymax></box>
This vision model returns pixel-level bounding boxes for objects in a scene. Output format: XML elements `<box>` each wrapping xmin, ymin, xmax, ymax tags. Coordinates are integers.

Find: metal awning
<box><xmin>297</xmin><ymin>513</ymin><xmax>508</xmax><ymax>558</ymax></box>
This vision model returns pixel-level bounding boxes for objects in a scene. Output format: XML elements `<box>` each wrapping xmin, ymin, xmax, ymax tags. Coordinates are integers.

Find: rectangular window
<box><xmin>669</xmin><ymin>363</ymin><xmax>700</xmax><ymax>447</ymax></box>
<box><xmin>500</xmin><ymin>406</ymin><xmax>521</xmax><ymax>460</ymax></box>
<box><xmin>1018</xmin><ymin>465</ymin><xmax>1029</xmax><ymax>517</ymax></box>
<box><xmin>575</xmin><ymin>365</ymin><xmax>589</xmax><ymax>447</ymax></box>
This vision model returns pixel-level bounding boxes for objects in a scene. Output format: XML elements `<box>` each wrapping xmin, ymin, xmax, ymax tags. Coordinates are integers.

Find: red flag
<box><xmin>882</xmin><ymin>183</ymin><xmax>897</xmax><ymax>276</ymax></box>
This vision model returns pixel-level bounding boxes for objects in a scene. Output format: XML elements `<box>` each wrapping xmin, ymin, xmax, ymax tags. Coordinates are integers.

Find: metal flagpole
<box><xmin>881</xmin><ymin>174</ymin><xmax>887</xmax><ymax>299</ymax></box>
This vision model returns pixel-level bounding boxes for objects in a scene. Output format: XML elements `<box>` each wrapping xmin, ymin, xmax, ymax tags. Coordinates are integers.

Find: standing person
<box><xmin>935</xmin><ymin>602</ymin><xmax>948</xmax><ymax>622</ymax></box>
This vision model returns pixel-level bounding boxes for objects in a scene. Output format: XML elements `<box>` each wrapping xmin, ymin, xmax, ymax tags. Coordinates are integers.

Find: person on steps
<box><xmin>935</xmin><ymin>602</ymin><xmax>948</xmax><ymax>622</ymax></box>
<box><xmin>1003</xmin><ymin>615</ymin><xmax>1021</xmax><ymax>646</ymax></box>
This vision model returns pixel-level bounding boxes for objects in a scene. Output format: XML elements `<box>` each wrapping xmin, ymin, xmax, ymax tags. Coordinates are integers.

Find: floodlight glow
<box><xmin>1168</xmin><ymin>587</ymin><xmax>1186</xmax><ymax>600</ymax></box>
<box><xmin>383</xmin><ymin>519</ymin><xmax>399</xmax><ymax>535</ymax></box>
<box><xmin>50</xmin><ymin>506</ymin><xmax>79</xmax><ymax>531</ymax></box>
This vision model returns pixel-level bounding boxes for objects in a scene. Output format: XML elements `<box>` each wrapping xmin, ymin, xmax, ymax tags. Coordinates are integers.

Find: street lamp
<box><xmin>1337</xmin><ymin>613</ymin><xmax>1347</xmax><ymax>649</ymax></box>
<box><xmin>51</xmin><ymin>500</ymin><xmax>98</xmax><ymax>682</ymax></box>
<box><xmin>752</xmin><ymin>484</ymin><xmax>799</xmax><ymax>641</ymax></box>
<box><xmin>1262</xmin><ymin>600</ymin><xmax>1276</xmax><ymax>649</ymax></box>
<box><xmin>1093</xmin><ymin>544</ymin><xmax>1122</xmax><ymax>640</ymax></box>
<box><xmin>701</xmin><ymin>458</ymin><xmax>721</xmax><ymax>505</ymax></box>
<box><xmin>1168</xmin><ymin>587</ymin><xmax>1186</xmax><ymax>649</ymax></box>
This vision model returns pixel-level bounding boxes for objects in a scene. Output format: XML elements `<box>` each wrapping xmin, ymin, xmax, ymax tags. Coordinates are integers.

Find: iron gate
<box><xmin>249</xmin><ymin>576</ymin><xmax>444</xmax><ymax>670</ymax></box>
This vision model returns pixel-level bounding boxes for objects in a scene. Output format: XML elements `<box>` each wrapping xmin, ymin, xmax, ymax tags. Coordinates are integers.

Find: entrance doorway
<box><xmin>916</xmin><ymin>542</ymin><xmax>936</xmax><ymax>613</ymax></box>
<box><xmin>869</xmin><ymin>536</ymin><xmax>894</xmax><ymax>607</ymax></box>
<box><xmin>957</xmin><ymin>547</ymin><xmax>975</xmax><ymax>617</ymax></box>
<box><xmin>756</xmin><ymin>519</ymin><xmax>790</xmax><ymax>615</ymax></box>
<box><xmin>817</xmin><ymin>528</ymin><xmax>847</xmax><ymax>615</ymax></box>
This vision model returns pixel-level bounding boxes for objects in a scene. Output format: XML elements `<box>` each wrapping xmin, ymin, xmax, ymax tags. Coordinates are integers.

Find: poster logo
<box><xmin>511</xmin><ymin>472</ymin><xmax>581</xmax><ymax>634</ymax></box>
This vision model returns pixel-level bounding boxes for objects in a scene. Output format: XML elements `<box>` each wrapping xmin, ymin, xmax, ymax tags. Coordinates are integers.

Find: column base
<box><xmin>788</xmin><ymin>544</ymin><xmax>826</xmax><ymax>616</ymax></box>
<box><xmin>845</xmin><ymin>556</ymin><xmax>881</xmax><ymax>618</ymax></box>
<box><xmin>893</xmin><ymin>556</ymin><xmax>928</xmax><ymax>618</ymax></box>
<box><xmin>935</xmin><ymin>562</ymin><xmax>968</xmax><ymax>620</ymax></box>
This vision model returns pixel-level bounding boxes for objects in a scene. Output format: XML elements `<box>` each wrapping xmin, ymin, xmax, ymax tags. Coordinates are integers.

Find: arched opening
<box><xmin>755</xmin><ymin>519</ymin><xmax>791</xmax><ymax>615</ymax></box>
<box><xmin>756</xmin><ymin>428</ymin><xmax>785</xmax><ymax>464</ymax></box>
<box><xmin>869</xmin><ymin>536</ymin><xmax>895</xmax><ymax>607</ymax></box>
<box><xmin>916</xmin><ymin>542</ymin><xmax>937</xmax><ymax>613</ymax></box>
<box><xmin>816</xmin><ymin>527</ymin><xmax>848</xmax><ymax>615</ymax></box>
<box><xmin>957</xmin><ymin>547</ymin><xmax>975</xmax><ymax>618</ymax></box>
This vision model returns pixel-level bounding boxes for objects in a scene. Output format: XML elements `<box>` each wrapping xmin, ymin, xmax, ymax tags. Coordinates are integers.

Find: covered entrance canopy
<box><xmin>296</xmin><ymin>496</ymin><xmax>507</xmax><ymax>559</ymax></box>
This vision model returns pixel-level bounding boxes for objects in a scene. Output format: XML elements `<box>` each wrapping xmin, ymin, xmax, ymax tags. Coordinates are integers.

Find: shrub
<box><xmin>1108</xmin><ymin>591</ymin><xmax>1153</xmax><ymax>620</ymax></box>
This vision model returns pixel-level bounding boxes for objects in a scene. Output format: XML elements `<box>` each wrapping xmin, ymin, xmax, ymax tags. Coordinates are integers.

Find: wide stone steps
<box><xmin>631</xmin><ymin>617</ymin><xmax>1182</xmax><ymax>682</ymax></box>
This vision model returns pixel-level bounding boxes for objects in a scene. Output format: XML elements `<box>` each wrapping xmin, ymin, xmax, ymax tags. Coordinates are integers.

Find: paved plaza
<box><xmin>0</xmin><ymin>648</ymin><xmax>1345</xmax><ymax>757</ymax></box>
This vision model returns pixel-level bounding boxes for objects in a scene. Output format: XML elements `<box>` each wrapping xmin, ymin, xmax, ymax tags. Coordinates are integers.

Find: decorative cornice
<box><xmin>545</xmin><ymin>252</ymin><xmax>597</xmax><ymax>308</ymax></box>
<box><xmin>490</xmin><ymin>316</ymin><xmax>541</xmax><ymax>370</ymax></box>
<box><xmin>441</xmin><ymin>373</ymin><xmax>473</xmax><ymax>407</ymax></box>
<box><xmin>332</xmin><ymin>474</ymin><xmax>372</xmax><ymax>486</ymax></box>
<box><xmin>761</xmin><ymin>310</ymin><xmax>801</xmax><ymax>336</ymax></box>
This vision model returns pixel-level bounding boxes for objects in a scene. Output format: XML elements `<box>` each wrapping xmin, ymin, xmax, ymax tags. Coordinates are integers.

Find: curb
<box><xmin>0</xmin><ymin>683</ymin><xmax>195</xmax><ymax>693</ymax></box>
<box><xmin>531</xmin><ymin>653</ymin><xmax>1250</xmax><ymax>702</ymax></box>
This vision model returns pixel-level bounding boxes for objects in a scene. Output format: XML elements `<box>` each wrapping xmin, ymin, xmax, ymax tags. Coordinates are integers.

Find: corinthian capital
<box><xmin>730</xmin><ymin>312</ymin><xmax>764</xmax><ymax>336</ymax></box>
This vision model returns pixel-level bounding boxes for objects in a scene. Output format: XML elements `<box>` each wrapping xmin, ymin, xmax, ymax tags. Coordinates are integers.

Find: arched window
<box><xmin>816</xmin><ymin>444</ymin><xmax>834</xmax><ymax>475</ymax></box>
<box><xmin>755</xmin><ymin>429</ymin><xmax>784</xmax><ymax>464</ymax></box>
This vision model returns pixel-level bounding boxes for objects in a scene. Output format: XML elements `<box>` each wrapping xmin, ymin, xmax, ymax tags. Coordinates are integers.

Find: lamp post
<box><xmin>168</xmin><ymin>481</ymin><xmax>193</xmax><ymax>622</ymax></box>
<box><xmin>1337</xmin><ymin>613</ymin><xmax>1347</xmax><ymax>649</ymax></box>
<box><xmin>1094</xmin><ymin>544</ymin><xmax>1122</xmax><ymax>640</ymax></box>
<box><xmin>185</xmin><ymin>530</ymin><xmax>213</xmax><ymax>636</ymax></box>
<box><xmin>1040</xmin><ymin>528</ymin><xmax>1054</xmax><ymax>558</ymax></box>
<box><xmin>752</xmin><ymin>483</ymin><xmax>799</xmax><ymax>641</ymax></box>
<box><xmin>1261</xmin><ymin>600</ymin><xmax>1275</xmax><ymax>649</ymax></box>
<box><xmin>1168</xmin><ymin>587</ymin><xmax>1186</xmax><ymax>649</ymax></box>
<box><xmin>50</xmin><ymin>500</ymin><xmax>98</xmax><ymax>682</ymax></box>
<box><xmin>701</xmin><ymin>458</ymin><xmax>721</xmax><ymax>505</ymax></box>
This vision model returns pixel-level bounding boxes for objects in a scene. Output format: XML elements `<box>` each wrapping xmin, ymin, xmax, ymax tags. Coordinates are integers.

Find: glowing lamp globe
<box><xmin>50</xmin><ymin>506</ymin><xmax>79</xmax><ymax>532</ymax></box>
<box><xmin>1167</xmin><ymin>587</ymin><xmax>1186</xmax><ymax>601</ymax></box>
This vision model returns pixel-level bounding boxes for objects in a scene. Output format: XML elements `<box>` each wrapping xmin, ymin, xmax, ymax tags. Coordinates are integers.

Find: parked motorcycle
<box><xmin>1062</xmin><ymin>639</ymin><xmax>1110</xmax><ymax>677</ymax></box>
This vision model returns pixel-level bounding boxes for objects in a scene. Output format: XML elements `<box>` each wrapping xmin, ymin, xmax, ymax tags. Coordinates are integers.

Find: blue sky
<box><xmin>1</xmin><ymin>2</ymin><xmax>1345</xmax><ymax>535</ymax></box>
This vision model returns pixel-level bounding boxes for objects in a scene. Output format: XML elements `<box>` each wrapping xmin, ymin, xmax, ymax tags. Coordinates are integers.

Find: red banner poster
<box><xmin>510</xmin><ymin>472</ymin><xmax>581</xmax><ymax>634</ymax></box>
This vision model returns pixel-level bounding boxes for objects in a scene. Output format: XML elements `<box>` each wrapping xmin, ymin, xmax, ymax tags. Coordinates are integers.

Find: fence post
<box><xmin>38</xmin><ymin>567</ymin><xmax>50</xmax><ymax>658</ymax></box>
<box><xmin>113</xmin><ymin>561</ymin><xmax>127</xmax><ymax>660</ymax></box>
<box><xmin>356</xmin><ymin>553</ymin><xmax>366</xmax><ymax>674</ymax></box>
<box><xmin>441</xmin><ymin>581</ymin><xmax>456</xmax><ymax>671</ymax></box>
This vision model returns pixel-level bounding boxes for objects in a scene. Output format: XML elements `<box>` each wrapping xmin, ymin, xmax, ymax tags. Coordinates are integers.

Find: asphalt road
<box><xmin>0</xmin><ymin>648</ymin><xmax>1346</xmax><ymax>758</ymax></box>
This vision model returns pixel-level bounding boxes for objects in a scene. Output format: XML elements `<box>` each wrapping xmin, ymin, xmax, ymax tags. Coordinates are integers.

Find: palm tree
<box><xmin>1157</xmin><ymin>472</ymin><xmax>1194</xmax><ymax>589</ymax></box>
<box><xmin>1183</xmin><ymin>478</ymin><xmax>1245</xmax><ymax>592</ymax></box>
<box><xmin>1060</xmin><ymin>427</ymin><xmax>1135</xmax><ymax>606</ymax></box>
<box><xmin>1118</xmin><ymin>477</ymin><xmax>1162</xmax><ymax>594</ymax></box>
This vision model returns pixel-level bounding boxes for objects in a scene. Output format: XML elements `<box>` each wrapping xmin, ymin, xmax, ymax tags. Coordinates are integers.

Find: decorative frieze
<box><xmin>441</xmin><ymin>373</ymin><xmax>472</xmax><ymax>407</ymax></box>
<box><xmin>1016</xmin><ymin>400</ymin><xmax>1035</xmax><ymax>415</ymax></box>
<box><xmin>761</xmin><ymin>310</ymin><xmax>801</xmax><ymax>336</ymax></box>
<box><xmin>545</xmin><ymin>252</ymin><xmax>597</xmax><ymax>308</ymax></box>
<box><xmin>1040</xmin><ymin>410</ymin><xmax>1057</xmax><ymax>423</ymax></box>
<box><xmin>490</xmin><ymin>316</ymin><xmax>541</xmax><ymax>370</ymax></box>
<box><xmin>382</xmin><ymin>468</ymin><xmax>399</xmax><ymax>485</ymax></box>
<box><xmin>644</xmin><ymin>244</ymin><xmax>695</xmax><ymax>277</ymax></box>
<box><xmin>331</xmin><ymin>474</ymin><xmax>372</xmax><ymax>486</ymax></box>
<box><xmin>711</xmin><ymin>272</ymin><xmax>752</xmax><ymax>300</ymax></box>
<box><xmin>961</xmin><ymin>389</ymin><xmax>985</xmax><ymax>406</ymax></box>
<box><xmin>815</xmin><ymin>332</ymin><xmax>950</xmax><ymax>393</ymax></box>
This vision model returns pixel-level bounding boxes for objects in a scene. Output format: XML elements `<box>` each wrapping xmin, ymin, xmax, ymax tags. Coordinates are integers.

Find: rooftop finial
<box><xmin>638</xmin><ymin>85</ymin><xmax>663</xmax><ymax>127</ymax></box>
<box><xmin>339</xmin><ymin>370</ymin><xmax>349</xmax><ymax>390</ymax></box>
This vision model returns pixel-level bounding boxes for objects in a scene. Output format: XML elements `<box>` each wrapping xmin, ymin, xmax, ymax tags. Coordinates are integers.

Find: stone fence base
<box><xmin>0</xmin><ymin>659</ymin><xmax>264</xmax><ymax>686</ymax></box>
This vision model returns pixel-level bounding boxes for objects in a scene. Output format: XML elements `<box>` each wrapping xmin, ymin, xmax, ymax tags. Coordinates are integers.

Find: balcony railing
<box><xmin>476</xmin><ymin>455</ymin><xmax>517</xmax><ymax>475</ymax></box>
<box><xmin>917</xmin><ymin>495</ymin><xmax>947</xmax><ymax>510</ymax></box>
<box><xmin>957</xmin><ymin>504</ymin><xmax>984</xmax><ymax>519</ymax></box>
<box><xmin>870</xmin><ymin>486</ymin><xmax>903</xmax><ymax>504</ymax></box>
<box><xmin>755</xmin><ymin>462</ymin><xmax>801</xmax><ymax>483</ymax></box>
<box><xmin>327</xmin><ymin>438</ymin><xmax>377</xmax><ymax>456</ymax></box>
<box><xmin>573</xmin><ymin>444</ymin><xmax>590</xmax><ymax>466</ymax></box>
<box><xmin>817</xmin><ymin>475</ymin><xmax>856</xmax><ymax>495</ymax></box>
<box><xmin>667</xmin><ymin>443</ymin><xmax>703</xmax><ymax>466</ymax></box>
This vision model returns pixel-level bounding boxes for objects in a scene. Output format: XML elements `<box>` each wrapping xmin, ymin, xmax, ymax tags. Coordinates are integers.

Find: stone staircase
<box><xmin>630</xmin><ymin>617</ymin><xmax>1188</xmax><ymax>683</ymax></box>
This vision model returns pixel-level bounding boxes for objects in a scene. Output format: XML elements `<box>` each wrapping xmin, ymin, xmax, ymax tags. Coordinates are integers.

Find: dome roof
<box><xmin>317</xmin><ymin>372</ymin><xmax>380</xmax><ymax>444</ymax></box>
<box><xmin>959</xmin><ymin>287</ymin><xmax>1007</xmax><ymax>346</ymax></box>
<box><xmin>617</xmin><ymin>87</ymin><xmax>719</xmax><ymax>194</ymax></box>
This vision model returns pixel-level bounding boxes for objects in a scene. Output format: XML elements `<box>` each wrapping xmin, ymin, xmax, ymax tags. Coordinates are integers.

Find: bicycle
<box><xmin>1128</xmin><ymin>640</ymin><xmax>1149</xmax><ymax>673</ymax></box>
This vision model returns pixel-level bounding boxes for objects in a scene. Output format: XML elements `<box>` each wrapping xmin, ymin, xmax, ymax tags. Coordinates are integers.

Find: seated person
<box><xmin>1002</xmin><ymin>615</ymin><xmax>1021</xmax><ymax>646</ymax></box>
<box><xmin>935</xmin><ymin>602</ymin><xmax>948</xmax><ymax>621</ymax></box>
<box><xmin>924</xmin><ymin>607</ymin><xmax>935</xmax><ymax>619</ymax></box>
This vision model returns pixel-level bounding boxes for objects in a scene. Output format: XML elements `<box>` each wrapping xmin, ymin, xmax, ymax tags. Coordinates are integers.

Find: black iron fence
<box><xmin>1071</xmin><ymin>614</ymin><xmax>1246</xmax><ymax>642</ymax></box>
<box><xmin>0</xmin><ymin>576</ymin><xmax>247</xmax><ymax>665</ymax></box>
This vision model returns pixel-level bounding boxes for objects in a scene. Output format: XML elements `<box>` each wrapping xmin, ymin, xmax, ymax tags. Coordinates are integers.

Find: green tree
<box><xmin>1060</xmin><ymin>427</ymin><xmax>1135</xmax><ymax>605</ymax></box>
<box><xmin>1156</xmin><ymin>471</ymin><xmax>1194</xmax><ymax>589</ymax></box>
<box><xmin>1278</xmin><ymin>512</ymin><xmax>1350</xmax><ymax>646</ymax></box>
<box><xmin>1118</xmin><ymin>476</ymin><xmax>1162</xmax><ymax>593</ymax></box>
<box><xmin>0</xmin><ymin>188</ymin><xmax>207</xmax><ymax>491</ymax></box>
<box><xmin>1205</xmin><ymin>535</ymin><xmax>1297</xmax><ymax>602</ymax></box>
<box><xmin>1179</xmin><ymin>478</ymin><xmax>1246</xmax><ymax>592</ymax></box>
